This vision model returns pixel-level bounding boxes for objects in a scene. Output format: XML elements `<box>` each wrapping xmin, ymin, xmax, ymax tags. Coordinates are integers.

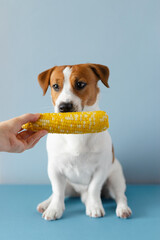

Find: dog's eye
<box><xmin>75</xmin><ymin>81</ymin><xmax>87</xmax><ymax>90</ymax></box>
<box><xmin>52</xmin><ymin>84</ymin><xmax>59</xmax><ymax>91</ymax></box>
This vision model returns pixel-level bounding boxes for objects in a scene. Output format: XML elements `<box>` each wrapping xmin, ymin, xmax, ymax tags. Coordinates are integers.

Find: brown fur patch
<box><xmin>70</xmin><ymin>64</ymin><xmax>100</xmax><ymax>108</ymax></box>
<box><xmin>50</xmin><ymin>66</ymin><xmax>67</xmax><ymax>105</ymax></box>
<box><xmin>38</xmin><ymin>67</ymin><xmax>56</xmax><ymax>95</ymax></box>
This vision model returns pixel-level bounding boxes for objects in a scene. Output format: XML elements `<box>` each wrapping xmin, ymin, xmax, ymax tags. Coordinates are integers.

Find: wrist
<box><xmin>0</xmin><ymin>123</ymin><xmax>10</xmax><ymax>152</ymax></box>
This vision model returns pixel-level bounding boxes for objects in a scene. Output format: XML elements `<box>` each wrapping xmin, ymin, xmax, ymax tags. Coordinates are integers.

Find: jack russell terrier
<box><xmin>37</xmin><ymin>63</ymin><xmax>132</xmax><ymax>220</ymax></box>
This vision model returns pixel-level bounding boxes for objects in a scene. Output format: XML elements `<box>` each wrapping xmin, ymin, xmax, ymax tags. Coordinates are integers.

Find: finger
<box><xmin>25</xmin><ymin>130</ymin><xmax>48</xmax><ymax>149</ymax></box>
<box><xmin>17</xmin><ymin>130</ymin><xmax>35</xmax><ymax>140</ymax></box>
<box><xmin>12</xmin><ymin>113</ymin><xmax>41</xmax><ymax>133</ymax></box>
<box><xmin>19</xmin><ymin>113</ymin><xmax>40</xmax><ymax>125</ymax></box>
<box><xmin>28</xmin><ymin>138</ymin><xmax>41</xmax><ymax>149</ymax></box>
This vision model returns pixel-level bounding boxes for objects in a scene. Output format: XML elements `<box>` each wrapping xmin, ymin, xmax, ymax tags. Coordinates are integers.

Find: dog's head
<box><xmin>38</xmin><ymin>63</ymin><xmax>109</xmax><ymax>113</ymax></box>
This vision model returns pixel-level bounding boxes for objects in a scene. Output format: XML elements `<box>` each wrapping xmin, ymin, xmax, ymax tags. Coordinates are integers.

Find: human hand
<box><xmin>0</xmin><ymin>113</ymin><xmax>48</xmax><ymax>153</ymax></box>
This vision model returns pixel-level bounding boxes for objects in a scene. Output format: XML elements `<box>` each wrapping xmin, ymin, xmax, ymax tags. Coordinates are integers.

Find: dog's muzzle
<box><xmin>58</xmin><ymin>102</ymin><xmax>74</xmax><ymax>112</ymax></box>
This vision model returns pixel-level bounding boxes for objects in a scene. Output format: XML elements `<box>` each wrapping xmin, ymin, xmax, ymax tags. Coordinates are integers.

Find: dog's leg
<box><xmin>42</xmin><ymin>170</ymin><xmax>66</xmax><ymax>221</ymax></box>
<box><xmin>37</xmin><ymin>195</ymin><xmax>53</xmax><ymax>213</ymax></box>
<box><xmin>37</xmin><ymin>183</ymin><xmax>78</xmax><ymax>214</ymax></box>
<box><xmin>85</xmin><ymin>168</ymin><xmax>108</xmax><ymax>218</ymax></box>
<box><xmin>107</xmin><ymin>158</ymin><xmax>132</xmax><ymax>218</ymax></box>
<box><xmin>81</xmin><ymin>191</ymin><xmax>88</xmax><ymax>204</ymax></box>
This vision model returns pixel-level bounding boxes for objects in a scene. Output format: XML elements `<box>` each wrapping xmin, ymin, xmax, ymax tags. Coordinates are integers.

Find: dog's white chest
<box><xmin>56</xmin><ymin>152</ymin><xmax>101</xmax><ymax>185</ymax></box>
<box><xmin>47</xmin><ymin>131</ymin><xmax>112</xmax><ymax>185</ymax></box>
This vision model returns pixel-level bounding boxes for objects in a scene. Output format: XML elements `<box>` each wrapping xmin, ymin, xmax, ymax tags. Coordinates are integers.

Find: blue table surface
<box><xmin>0</xmin><ymin>185</ymin><xmax>159</xmax><ymax>240</ymax></box>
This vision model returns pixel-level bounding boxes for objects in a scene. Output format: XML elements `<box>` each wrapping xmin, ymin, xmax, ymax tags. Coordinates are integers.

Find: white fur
<box><xmin>37</xmin><ymin>67</ymin><xmax>132</xmax><ymax>220</ymax></box>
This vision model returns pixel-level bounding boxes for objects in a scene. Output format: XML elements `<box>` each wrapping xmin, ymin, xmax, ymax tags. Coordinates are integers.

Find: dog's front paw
<box><xmin>86</xmin><ymin>204</ymin><xmax>105</xmax><ymax>218</ymax></box>
<box><xmin>37</xmin><ymin>200</ymin><xmax>50</xmax><ymax>213</ymax></box>
<box><xmin>116</xmin><ymin>204</ymin><xmax>132</xmax><ymax>219</ymax></box>
<box><xmin>42</xmin><ymin>204</ymin><xmax>64</xmax><ymax>221</ymax></box>
<box><xmin>37</xmin><ymin>203</ymin><xmax>46</xmax><ymax>213</ymax></box>
<box><xmin>37</xmin><ymin>195</ymin><xmax>53</xmax><ymax>213</ymax></box>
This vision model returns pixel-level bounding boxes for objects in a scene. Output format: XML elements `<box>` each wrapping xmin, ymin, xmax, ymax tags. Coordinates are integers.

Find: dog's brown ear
<box><xmin>89</xmin><ymin>64</ymin><xmax>110</xmax><ymax>88</ymax></box>
<box><xmin>38</xmin><ymin>67</ymin><xmax>56</xmax><ymax>95</ymax></box>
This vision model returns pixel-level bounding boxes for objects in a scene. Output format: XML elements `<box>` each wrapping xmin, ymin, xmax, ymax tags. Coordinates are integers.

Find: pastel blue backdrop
<box><xmin>0</xmin><ymin>0</ymin><xmax>159</xmax><ymax>184</ymax></box>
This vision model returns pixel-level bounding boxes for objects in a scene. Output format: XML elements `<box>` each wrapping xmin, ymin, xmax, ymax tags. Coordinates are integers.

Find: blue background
<box><xmin>0</xmin><ymin>0</ymin><xmax>160</xmax><ymax>184</ymax></box>
<box><xmin>0</xmin><ymin>185</ymin><xmax>159</xmax><ymax>240</ymax></box>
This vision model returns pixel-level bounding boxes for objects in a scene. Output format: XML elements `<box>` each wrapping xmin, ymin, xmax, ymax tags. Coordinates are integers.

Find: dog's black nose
<box><xmin>59</xmin><ymin>102</ymin><xmax>74</xmax><ymax>112</ymax></box>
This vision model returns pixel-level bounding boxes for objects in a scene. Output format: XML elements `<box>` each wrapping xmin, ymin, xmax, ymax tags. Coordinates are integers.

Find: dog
<box><xmin>37</xmin><ymin>63</ymin><xmax>132</xmax><ymax>220</ymax></box>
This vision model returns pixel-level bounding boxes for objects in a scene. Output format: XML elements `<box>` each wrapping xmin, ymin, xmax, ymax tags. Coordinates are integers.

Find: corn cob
<box><xmin>22</xmin><ymin>111</ymin><xmax>109</xmax><ymax>134</ymax></box>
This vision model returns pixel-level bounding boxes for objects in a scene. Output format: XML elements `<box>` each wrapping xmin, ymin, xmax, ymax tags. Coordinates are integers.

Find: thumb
<box><xmin>19</xmin><ymin>113</ymin><xmax>40</xmax><ymax>125</ymax></box>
